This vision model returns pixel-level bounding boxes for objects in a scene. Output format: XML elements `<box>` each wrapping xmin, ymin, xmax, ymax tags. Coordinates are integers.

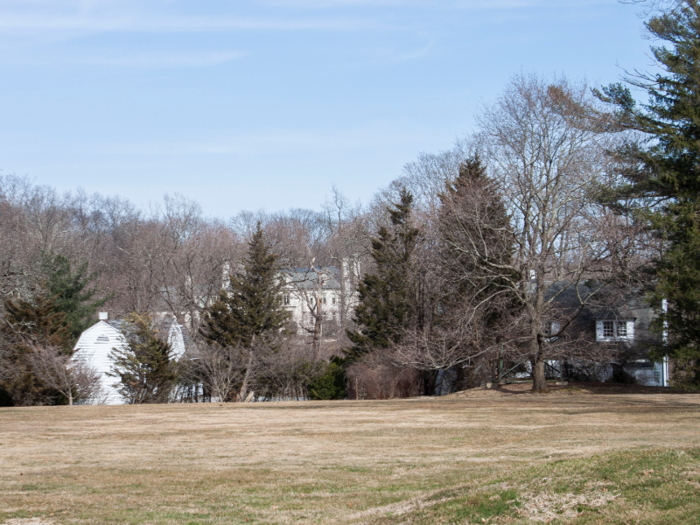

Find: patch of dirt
<box><xmin>516</xmin><ymin>490</ymin><xmax>620</xmax><ymax>522</ymax></box>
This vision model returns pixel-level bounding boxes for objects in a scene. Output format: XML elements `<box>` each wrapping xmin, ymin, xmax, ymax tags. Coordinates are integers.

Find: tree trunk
<box><xmin>311</xmin><ymin>298</ymin><xmax>322</xmax><ymax>360</ymax></box>
<box><xmin>237</xmin><ymin>343</ymin><xmax>255</xmax><ymax>402</ymax></box>
<box><xmin>310</xmin><ymin>264</ymin><xmax>323</xmax><ymax>360</ymax></box>
<box><xmin>531</xmin><ymin>340</ymin><xmax>549</xmax><ymax>393</ymax></box>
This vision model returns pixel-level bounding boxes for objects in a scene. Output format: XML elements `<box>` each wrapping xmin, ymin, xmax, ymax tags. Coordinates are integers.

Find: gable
<box><xmin>73</xmin><ymin>321</ymin><xmax>126</xmax><ymax>352</ymax></box>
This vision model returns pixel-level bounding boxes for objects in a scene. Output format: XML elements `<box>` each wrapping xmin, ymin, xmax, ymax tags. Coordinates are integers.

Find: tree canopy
<box><xmin>346</xmin><ymin>188</ymin><xmax>420</xmax><ymax>360</ymax></box>
<box><xmin>42</xmin><ymin>254</ymin><xmax>109</xmax><ymax>344</ymax></box>
<box><xmin>597</xmin><ymin>0</ymin><xmax>700</xmax><ymax>386</ymax></box>
<box><xmin>202</xmin><ymin>222</ymin><xmax>289</xmax><ymax>348</ymax></box>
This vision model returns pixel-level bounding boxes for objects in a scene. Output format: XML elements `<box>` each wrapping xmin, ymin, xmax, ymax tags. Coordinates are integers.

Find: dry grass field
<box><xmin>2</xmin><ymin>383</ymin><xmax>700</xmax><ymax>524</ymax></box>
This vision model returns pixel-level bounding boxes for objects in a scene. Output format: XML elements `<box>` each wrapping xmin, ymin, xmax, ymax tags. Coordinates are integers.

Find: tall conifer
<box><xmin>42</xmin><ymin>254</ymin><xmax>109</xmax><ymax>344</ymax></box>
<box><xmin>346</xmin><ymin>189</ymin><xmax>419</xmax><ymax>360</ymax></box>
<box><xmin>598</xmin><ymin>0</ymin><xmax>700</xmax><ymax>385</ymax></box>
<box><xmin>202</xmin><ymin>222</ymin><xmax>289</xmax><ymax>347</ymax></box>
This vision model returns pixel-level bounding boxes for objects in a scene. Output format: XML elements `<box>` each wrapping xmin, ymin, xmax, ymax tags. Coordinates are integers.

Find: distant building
<box><xmin>547</xmin><ymin>282</ymin><xmax>667</xmax><ymax>387</ymax></box>
<box><xmin>280</xmin><ymin>261</ymin><xmax>360</xmax><ymax>337</ymax></box>
<box><xmin>72</xmin><ymin>312</ymin><xmax>192</xmax><ymax>404</ymax></box>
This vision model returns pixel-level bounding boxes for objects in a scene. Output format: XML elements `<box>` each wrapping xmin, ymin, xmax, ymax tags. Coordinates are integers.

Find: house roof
<box><xmin>75</xmin><ymin>315</ymin><xmax>195</xmax><ymax>360</ymax></box>
<box><xmin>73</xmin><ymin>320</ymin><xmax>126</xmax><ymax>351</ymax></box>
<box><xmin>282</xmin><ymin>266</ymin><xmax>342</xmax><ymax>291</ymax></box>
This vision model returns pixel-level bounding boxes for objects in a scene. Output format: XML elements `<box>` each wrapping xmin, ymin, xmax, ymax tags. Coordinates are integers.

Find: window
<box><xmin>321</xmin><ymin>295</ymin><xmax>327</xmax><ymax>305</ymax></box>
<box><xmin>603</xmin><ymin>321</ymin><xmax>615</xmax><ymax>338</ymax></box>
<box><xmin>598</xmin><ymin>320</ymin><xmax>634</xmax><ymax>342</ymax></box>
<box><xmin>616</xmin><ymin>322</ymin><xmax>627</xmax><ymax>338</ymax></box>
<box><xmin>96</xmin><ymin>335</ymin><xmax>110</xmax><ymax>343</ymax></box>
<box><xmin>283</xmin><ymin>294</ymin><xmax>290</xmax><ymax>305</ymax></box>
<box><xmin>332</xmin><ymin>295</ymin><xmax>336</xmax><ymax>305</ymax></box>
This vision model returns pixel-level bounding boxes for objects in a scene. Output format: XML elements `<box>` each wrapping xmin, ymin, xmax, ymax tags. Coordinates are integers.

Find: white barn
<box><xmin>72</xmin><ymin>313</ymin><xmax>190</xmax><ymax>404</ymax></box>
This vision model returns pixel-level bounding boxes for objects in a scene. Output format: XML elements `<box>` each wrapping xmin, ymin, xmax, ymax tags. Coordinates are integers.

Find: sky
<box><xmin>0</xmin><ymin>0</ymin><xmax>656</xmax><ymax>219</ymax></box>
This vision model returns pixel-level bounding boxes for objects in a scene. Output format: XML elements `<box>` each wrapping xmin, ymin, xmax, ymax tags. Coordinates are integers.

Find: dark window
<box><xmin>603</xmin><ymin>321</ymin><xmax>615</xmax><ymax>338</ymax></box>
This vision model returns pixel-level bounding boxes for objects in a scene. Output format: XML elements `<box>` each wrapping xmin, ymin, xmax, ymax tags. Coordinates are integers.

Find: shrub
<box><xmin>308</xmin><ymin>360</ymin><xmax>346</xmax><ymax>400</ymax></box>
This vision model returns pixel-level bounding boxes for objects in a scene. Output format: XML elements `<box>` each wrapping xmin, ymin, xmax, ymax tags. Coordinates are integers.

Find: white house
<box><xmin>72</xmin><ymin>313</ymin><xmax>191</xmax><ymax>405</ymax></box>
<box><xmin>280</xmin><ymin>262</ymin><xmax>359</xmax><ymax>337</ymax></box>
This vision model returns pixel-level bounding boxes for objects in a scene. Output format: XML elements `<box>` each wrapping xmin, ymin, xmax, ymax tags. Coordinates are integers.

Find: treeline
<box><xmin>5</xmin><ymin>0</ymin><xmax>700</xmax><ymax>404</ymax></box>
<box><xmin>0</xmin><ymin>74</ymin><xmax>642</xmax><ymax>405</ymax></box>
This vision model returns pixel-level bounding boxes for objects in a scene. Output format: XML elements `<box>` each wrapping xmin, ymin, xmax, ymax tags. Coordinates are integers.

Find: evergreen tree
<box><xmin>0</xmin><ymin>295</ymin><xmax>72</xmax><ymax>406</ymax></box>
<box><xmin>346</xmin><ymin>189</ymin><xmax>420</xmax><ymax>360</ymax></box>
<box><xmin>438</xmin><ymin>157</ymin><xmax>518</xmax><ymax>327</ymax></box>
<box><xmin>2</xmin><ymin>295</ymin><xmax>72</xmax><ymax>352</ymax></box>
<box><xmin>42</xmin><ymin>254</ymin><xmax>109</xmax><ymax>344</ymax></box>
<box><xmin>202</xmin><ymin>222</ymin><xmax>289</xmax><ymax>347</ymax></box>
<box><xmin>597</xmin><ymin>0</ymin><xmax>700</xmax><ymax>385</ymax></box>
<box><xmin>108</xmin><ymin>312</ymin><xmax>178</xmax><ymax>404</ymax></box>
<box><xmin>307</xmin><ymin>358</ymin><xmax>346</xmax><ymax>400</ymax></box>
<box><xmin>201</xmin><ymin>223</ymin><xmax>289</xmax><ymax>400</ymax></box>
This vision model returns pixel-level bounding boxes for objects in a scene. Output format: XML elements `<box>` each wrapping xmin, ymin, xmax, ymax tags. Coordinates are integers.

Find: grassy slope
<box><xmin>1</xmin><ymin>388</ymin><xmax>700</xmax><ymax>524</ymax></box>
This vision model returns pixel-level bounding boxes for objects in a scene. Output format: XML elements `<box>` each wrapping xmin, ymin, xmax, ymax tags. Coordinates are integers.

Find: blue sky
<box><xmin>0</xmin><ymin>0</ymin><xmax>653</xmax><ymax>218</ymax></box>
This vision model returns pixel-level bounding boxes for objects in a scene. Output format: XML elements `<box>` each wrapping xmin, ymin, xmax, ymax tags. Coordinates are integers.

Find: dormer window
<box><xmin>597</xmin><ymin>319</ymin><xmax>634</xmax><ymax>342</ymax></box>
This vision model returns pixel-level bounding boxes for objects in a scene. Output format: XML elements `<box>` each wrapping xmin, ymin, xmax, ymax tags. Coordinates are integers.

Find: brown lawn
<box><xmin>2</xmin><ymin>383</ymin><xmax>700</xmax><ymax>524</ymax></box>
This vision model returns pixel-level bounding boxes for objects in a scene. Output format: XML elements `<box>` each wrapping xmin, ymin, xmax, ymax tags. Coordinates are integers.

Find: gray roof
<box><xmin>282</xmin><ymin>266</ymin><xmax>342</xmax><ymax>291</ymax></box>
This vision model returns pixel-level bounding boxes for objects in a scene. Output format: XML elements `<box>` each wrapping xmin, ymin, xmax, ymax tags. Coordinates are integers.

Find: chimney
<box><xmin>98</xmin><ymin>312</ymin><xmax>108</xmax><ymax>321</ymax></box>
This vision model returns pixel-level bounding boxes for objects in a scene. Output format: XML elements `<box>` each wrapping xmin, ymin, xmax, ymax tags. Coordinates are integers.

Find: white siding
<box><xmin>168</xmin><ymin>322</ymin><xmax>186</xmax><ymax>360</ymax></box>
<box><xmin>73</xmin><ymin>319</ymin><xmax>189</xmax><ymax>405</ymax></box>
<box><xmin>72</xmin><ymin>321</ymin><xmax>128</xmax><ymax>404</ymax></box>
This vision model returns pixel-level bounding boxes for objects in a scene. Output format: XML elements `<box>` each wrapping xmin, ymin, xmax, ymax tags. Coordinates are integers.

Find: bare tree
<box><xmin>253</xmin><ymin>337</ymin><xmax>324</xmax><ymax>401</ymax></box>
<box><xmin>186</xmin><ymin>342</ymin><xmax>245</xmax><ymax>402</ymax></box>
<box><xmin>469</xmin><ymin>74</ymin><xmax>627</xmax><ymax>392</ymax></box>
<box><xmin>149</xmin><ymin>195</ymin><xmax>240</xmax><ymax>333</ymax></box>
<box><xmin>28</xmin><ymin>345</ymin><xmax>103</xmax><ymax>405</ymax></box>
<box><xmin>322</xmin><ymin>187</ymin><xmax>370</xmax><ymax>332</ymax></box>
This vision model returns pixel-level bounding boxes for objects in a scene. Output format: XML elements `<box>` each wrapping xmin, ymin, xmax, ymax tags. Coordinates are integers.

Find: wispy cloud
<box><xmin>256</xmin><ymin>0</ymin><xmax>614</xmax><ymax>9</ymax></box>
<box><xmin>0</xmin><ymin>6</ymin><xmax>373</xmax><ymax>38</ymax></box>
<box><xmin>374</xmin><ymin>41</ymin><xmax>435</xmax><ymax>63</ymax></box>
<box><xmin>72</xmin><ymin>51</ymin><xmax>245</xmax><ymax>68</ymax></box>
<box><xmin>0</xmin><ymin>0</ymin><xmax>615</xmax><ymax>43</ymax></box>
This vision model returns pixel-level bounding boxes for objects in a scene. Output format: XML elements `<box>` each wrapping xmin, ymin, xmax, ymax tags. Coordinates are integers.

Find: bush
<box><xmin>308</xmin><ymin>360</ymin><xmax>346</xmax><ymax>400</ymax></box>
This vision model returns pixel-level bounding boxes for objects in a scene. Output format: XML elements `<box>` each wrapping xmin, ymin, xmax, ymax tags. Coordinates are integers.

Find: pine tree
<box><xmin>2</xmin><ymin>295</ymin><xmax>72</xmax><ymax>352</ymax></box>
<box><xmin>42</xmin><ymin>254</ymin><xmax>109</xmax><ymax>344</ymax></box>
<box><xmin>0</xmin><ymin>295</ymin><xmax>72</xmax><ymax>406</ymax></box>
<box><xmin>438</xmin><ymin>157</ymin><xmax>518</xmax><ymax>326</ymax></box>
<box><xmin>597</xmin><ymin>1</ymin><xmax>700</xmax><ymax>386</ymax></box>
<box><xmin>346</xmin><ymin>189</ymin><xmax>420</xmax><ymax>360</ymax></box>
<box><xmin>201</xmin><ymin>223</ymin><xmax>289</xmax><ymax>400</ymax></box>
<box><xmin>202</xmin><ymin>223</ymin><xmax>289</xmax><ymax>347</ymax></box>
<box><xmin>108</xmin><ymin>312</ymin><xmax>178</xmax><ymax>404</ymax></box>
